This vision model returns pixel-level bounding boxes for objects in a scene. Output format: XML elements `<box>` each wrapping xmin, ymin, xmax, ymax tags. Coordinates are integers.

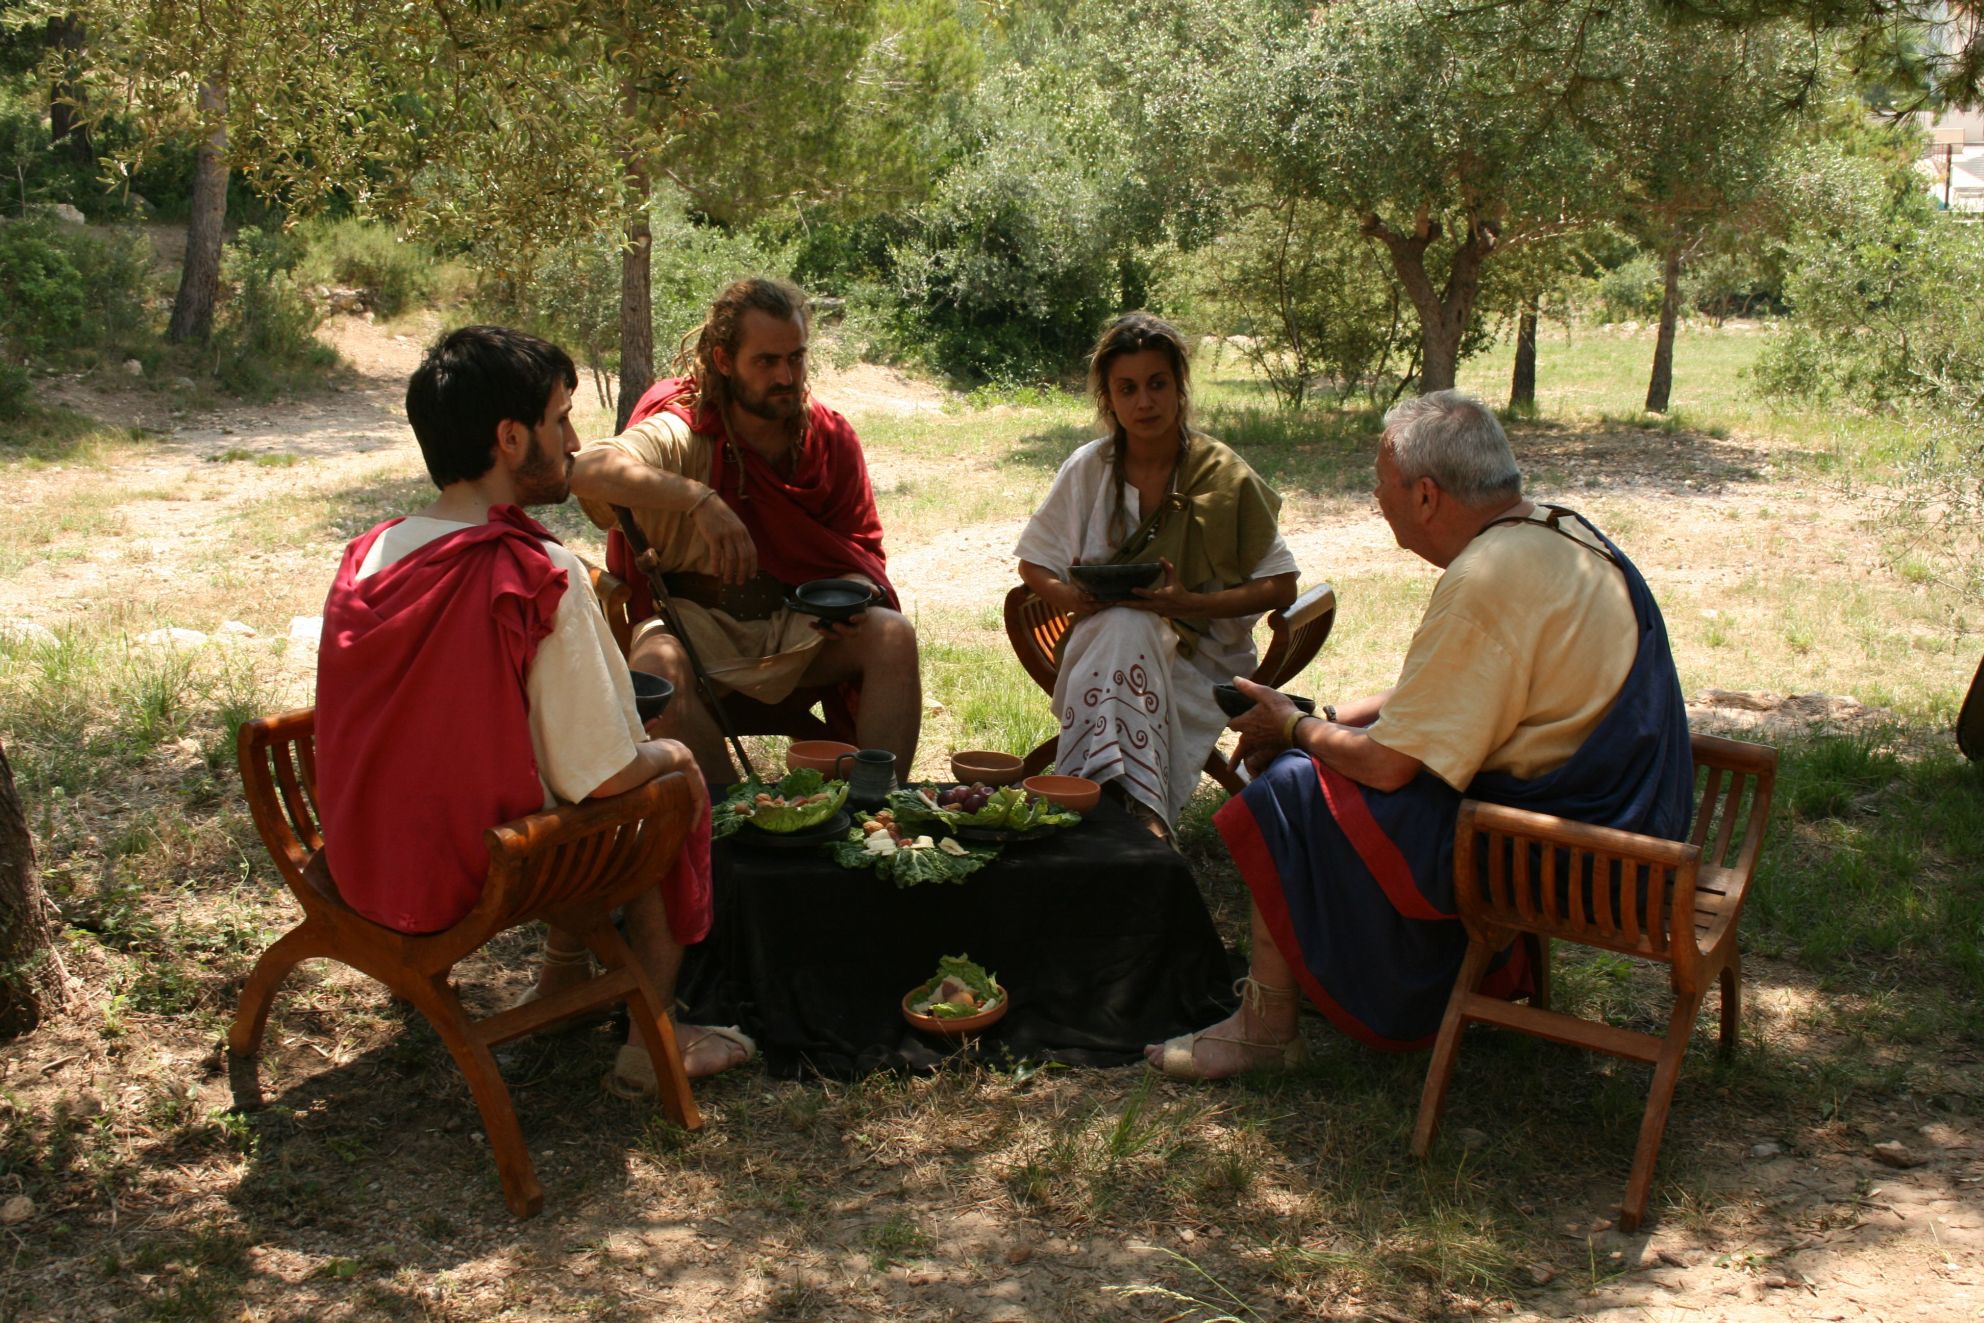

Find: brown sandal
<box><xmin>1150</xmin><ymin>978</ymin><xmax>1305</xmax><ymax>1080</ymax></box>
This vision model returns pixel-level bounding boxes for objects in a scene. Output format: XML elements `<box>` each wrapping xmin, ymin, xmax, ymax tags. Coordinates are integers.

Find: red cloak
<box><xmin>316</xmin><ymin>505</ymin><xmax>714</xmax><ymax>944</ymax></box>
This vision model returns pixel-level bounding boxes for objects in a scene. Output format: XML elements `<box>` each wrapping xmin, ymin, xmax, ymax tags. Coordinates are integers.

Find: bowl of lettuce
<box><xmin>902</xmin><ymin>954</ymin><xmax>1007</xmax><ymax>1037</ymax></box>
<box><xmin>712</xmin><ymin>768</ymin><xmax>849</xmax><ymax>839</ymax></box>
<box><xmin>885</xmin><ymin>784</ymin><xmax>1082</xmax><ymax>836</ymax></box>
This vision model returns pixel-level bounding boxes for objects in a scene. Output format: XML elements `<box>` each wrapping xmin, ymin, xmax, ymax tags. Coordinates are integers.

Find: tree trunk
<box><xmin>1363</xmin><ymin>213</ymin><xmax>1494</xmax><ymax>395</ymax></box>
<box><xmin>0</xmin><ymin>741</ymin><xmax>67</xmax><ymax>1040</ymax></box>
<box><xmin>46</xmin><ymin>15</ymin><xmax>92</xmax><ymax>167</ymax></box>
<box><xmin>1510</xmin><ymin>298</ymin><xmax>1538</xmax><ymax>412</ymax></box>
<box><xmin>614</xmin><ymin>81</ymin><xmax>655</xmax><ymax>432</ymax></box>
<box><xmin>1645</xmin><ymin>236</ymin><xmax>1683</xmax><ymax>413</ymax></box>
<box><xmin>167</xmin><ymin>74</ymin><xmax>229</xmax><ymax>346</ymax></box>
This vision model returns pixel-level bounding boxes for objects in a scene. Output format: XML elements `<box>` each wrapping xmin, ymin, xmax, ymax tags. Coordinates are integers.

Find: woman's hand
<box><xmin>1044</xmin><ymin>574</ymin><xmax>1101</xmax><ymax>619</ymax></box>
<box><xmin>1124</xmin><ymin>558</ymin><xmax>1201</xmax><ymax>617</ymax></box>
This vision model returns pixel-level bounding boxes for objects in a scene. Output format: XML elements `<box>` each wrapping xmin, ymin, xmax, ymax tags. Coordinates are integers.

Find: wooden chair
<box><xmin>229</xmin><ymin>708</ymin><xmax>704</xmax><ymax>1219</ymax></box>
<box><xmin>1002</xmin><ymin>581</ymin><xmax>1338</xmax><ymax>790</ymax></box>
<box><xmin>587</xmin><ymin>563</ymin><xmax>845</xmax><ymax>743</ymax></box>
<box><xmin>1411</xmin><ymin>733</ymin><xmax>1778</xmax><ymax>1231</ymax></box>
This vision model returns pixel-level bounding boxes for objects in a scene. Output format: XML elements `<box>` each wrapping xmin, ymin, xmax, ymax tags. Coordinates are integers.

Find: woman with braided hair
<box><xmin>1015</xmin><ymin>312</ymin><xmax>1299</xmax><ymax>839</ymax></box>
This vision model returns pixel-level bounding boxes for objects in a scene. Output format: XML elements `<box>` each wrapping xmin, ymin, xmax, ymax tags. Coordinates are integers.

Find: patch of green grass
<box><xmin>1751</xmin><ymin>734</ymin><xmax>1984</xmax><ymax>1005</ymax></box>
<box><xmin>0</xmin><ymin>403</ymin><xmax>150</xmax><ymax>467</ymax></box>
<box><xmin>865</xmin><ymin>1211</ymin><xmax>932</xmax><ymax>1270</ymax></box>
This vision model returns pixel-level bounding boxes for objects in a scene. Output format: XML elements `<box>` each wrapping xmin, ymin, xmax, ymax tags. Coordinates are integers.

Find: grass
<box><xmin>0</xmin><ymin>321</ymin><xmax>1981</xmax><ymax>1319</ymax></box>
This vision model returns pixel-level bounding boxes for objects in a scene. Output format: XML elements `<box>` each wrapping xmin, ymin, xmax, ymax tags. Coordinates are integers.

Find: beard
<box><xmin>513</xmin><ymin>434</ymin><xmax>571</xmax><ymax>506</ymax></box>
<box><xmin>726</xmin><ymin>373</ymin><xmax>805</xmax><ymax>423</ymax></box>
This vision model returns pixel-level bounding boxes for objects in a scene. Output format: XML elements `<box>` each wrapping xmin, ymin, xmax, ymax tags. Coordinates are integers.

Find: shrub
<box><xmin>0</xmin><ymin>219</ymin><xmax>151</xmax><ymax>358</ymax></box>
<box><xmin>1592</xmin><ymin>254</ymin><xmax>1662</xmax><ymax>324</ymax></box>
<box><xmin>297</xmin><ymin>216</ymin><xmax>437</xmax><ymax>318</ymax></box>
<box><xmin>1191</xmin><ymin>191</ymin><xmax>1419</xmax><ymax>408</ymax></box>
<box><xmin>211</xmin><ymin>226</ymin><xmax>334</xmax><ymax>398</ymax></box>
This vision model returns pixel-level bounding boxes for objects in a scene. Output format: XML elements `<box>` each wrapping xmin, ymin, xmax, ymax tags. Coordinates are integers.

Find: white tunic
<box><xmin>1013</xmin><ymin>439</ymin><xmax>1299</xmax><ymax>825</ymax></box>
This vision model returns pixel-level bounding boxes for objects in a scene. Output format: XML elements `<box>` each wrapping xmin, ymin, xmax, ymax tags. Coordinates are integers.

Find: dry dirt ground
<box><xmin>1</xmin><ymin>315</ymin><xmax>1980</xmax><ymax>1322</ymax></box>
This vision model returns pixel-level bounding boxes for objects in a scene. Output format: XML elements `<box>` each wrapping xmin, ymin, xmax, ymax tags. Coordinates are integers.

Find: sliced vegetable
<box><xmin>832</xmin><ymin>814</ymin><xmax>998</xmax><ymax>887</ymax></box>
<box><xmin>712</xmin><ymin>768</ymin><xmax>849</xmax><ymax>838</ymax></box>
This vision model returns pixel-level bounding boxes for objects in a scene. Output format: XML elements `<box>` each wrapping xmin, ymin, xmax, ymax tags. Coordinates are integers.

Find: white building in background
<box><xmin>1921</xmin><ymin>109</ymin><xmax>1984</xmax><ymax>212</ymax></box>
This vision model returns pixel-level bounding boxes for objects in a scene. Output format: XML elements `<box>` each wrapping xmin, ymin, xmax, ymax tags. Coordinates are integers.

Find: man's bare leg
<box><xmin>630</xmin><ymin>629</ymin><xmax>737</xmax><ymax>786</ymax></box>
<box><xmin>804</xmin><ymin>607</ymin><xmax>921</xmax><ymax>768</ymax></box>
<box><xmin>619</xmin><ymin>888</ymin><xmax>749</xmax><ymax>1079</ymax></box>
<box><xmin>1143</xmin><ymin>901</ymin><xmax>1301</xmax><ymax>1078</ymax></box>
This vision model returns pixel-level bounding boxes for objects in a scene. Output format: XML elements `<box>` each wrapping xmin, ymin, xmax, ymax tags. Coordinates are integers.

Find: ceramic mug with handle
<box><xmin>835</xmin><ymin>748</ymin><xmax>897</xmax><ymax>807</ymax></box>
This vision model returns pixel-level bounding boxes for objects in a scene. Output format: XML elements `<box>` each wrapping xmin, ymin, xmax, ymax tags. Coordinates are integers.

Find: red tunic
<box><xmin>315</xmin><ymin>505</ymin><xmax>714</xmax><ymax>945</ymax></box>
<box><xmin>316</xmin><ymin>506</ymin><xmax>564</xmax><ymax>933</ymax></box>
<box><xmin>616</xmin><ymin>377</ymin><xmax>896</xmax><ymax>608</ymax></box>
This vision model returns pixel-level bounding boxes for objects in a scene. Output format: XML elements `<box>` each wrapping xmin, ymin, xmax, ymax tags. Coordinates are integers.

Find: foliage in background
<box><xmin>293</xmin><ymin>217</ymin><xmax>438</xmax><ymax>320</ymax></box>
<box><xmin>1190</xmin><ymin>191</ymin><xmax>1418</xmax><ymax>408</ymax></box>
<box><xmin>208</xmin><ymin>225</ymin><xmax>333</xmax><ymax>399</ymax></box>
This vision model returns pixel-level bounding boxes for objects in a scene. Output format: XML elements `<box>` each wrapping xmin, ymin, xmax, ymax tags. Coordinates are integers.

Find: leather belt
<box><xmin>662</xmin><ymin>571</ymin><xmax>789</xmax><ymax>622</ymax></box>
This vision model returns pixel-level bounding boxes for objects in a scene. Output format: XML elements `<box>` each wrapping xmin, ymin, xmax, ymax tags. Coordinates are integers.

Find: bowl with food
<box><xmin>1212</xmin><ymin>683</ymin><xmax>1318</xmax><ymax>721</ymax></box>
<box><xmin>949</xmin><ymin>750</ymin><xmax>1025</xmax><ymax>786</ymax></box>
<box><xmin>1068</xmin><ymin>562</ymin><xmax>1162</xmax><ymax>602</ymax></box>
<box><xmin>902</xmin><ymin>954</ymin><xmax>1008</xmax><ymax>1038</ymax></box>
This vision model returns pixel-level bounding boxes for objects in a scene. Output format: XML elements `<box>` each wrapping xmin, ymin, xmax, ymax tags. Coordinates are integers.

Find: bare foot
<box><xmin>676</xmin><ymin>1024</ymin><xmax>756</xmax><ymax>1079</ymax></box>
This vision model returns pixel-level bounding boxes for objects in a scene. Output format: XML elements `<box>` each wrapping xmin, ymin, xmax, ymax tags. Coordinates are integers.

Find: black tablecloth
<box><xmin>677</xmin><ymin>798</ymin><xmax>1234</xmax><ymax>1078</ymax></box>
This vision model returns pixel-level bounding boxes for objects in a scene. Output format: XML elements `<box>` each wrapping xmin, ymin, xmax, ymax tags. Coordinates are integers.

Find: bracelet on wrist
<box><xmin>1281</xmin><ymin>710</ymin><xmax>1313</xmax><ymax>747</ymax></box>
<box><xmin>689</xmin><ymin>486</ymin><xmax>717</xmax><ymax>513</ymax></box>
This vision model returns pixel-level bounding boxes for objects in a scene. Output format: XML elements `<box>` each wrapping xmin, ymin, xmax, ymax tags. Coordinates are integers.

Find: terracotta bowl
<box><xmin>787</xmin><ymin>739</ymin><xmax>858</xmax><ymax>775</ymax></box>
<box><xmin>950</xmin><ymin>750</ymin><xmax>1026</xmax><ymax>786</ymax></box>
<box><xmin>901</xmin><ymin>982</ymin><xmax>1009</xmax><ymax>1038</ymax></box>
<box><xmin>1023</xmin><ymin>774</ymin><xmax>1101</xmax><ymax>814</ymax></box>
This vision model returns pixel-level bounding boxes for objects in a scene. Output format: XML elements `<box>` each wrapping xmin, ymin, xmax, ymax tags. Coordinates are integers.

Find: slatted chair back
<box><xmin>229</xmin><ymin>706</ymin><xmax>704</xmax><ymax>1219</ymax></box>
<box><xmin>1001</xmin><ymin>581</ymin><xmax>1337</xmax><ymax>787</ymax></box>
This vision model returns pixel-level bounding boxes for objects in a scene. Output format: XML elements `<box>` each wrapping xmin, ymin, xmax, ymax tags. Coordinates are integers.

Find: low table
<box><xmin>677</xmin><ymin>797</ymin><xmax>1235</xmax><ymax>1078</ymax></box>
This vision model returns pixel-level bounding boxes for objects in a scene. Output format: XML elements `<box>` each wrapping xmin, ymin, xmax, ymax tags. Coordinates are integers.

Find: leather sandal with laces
<box><xmin>1149</xmin><ymin>977</ymin><xmax>1305</xmax><ymax>1081</ymax></box>
<box><xmin>605</xmin><ymin>1024</ymin><xmax>757</xmax><ymax>1097</ymax></box>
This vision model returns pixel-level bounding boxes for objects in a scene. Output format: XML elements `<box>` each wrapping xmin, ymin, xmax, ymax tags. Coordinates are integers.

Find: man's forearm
<box><xmin>587</xmin><ymin>738</ymin><xmax>697</xmax><ymax>800</ymax></box>
<box><xmin>570</xmin><ymin>446</ymin><xmax>711</xmax><ymax>513</ymax></box>
<box><xmin>1291</xmin><ymin>717</ymin><xmax>1421</xmax><ymax>792</ymax></box>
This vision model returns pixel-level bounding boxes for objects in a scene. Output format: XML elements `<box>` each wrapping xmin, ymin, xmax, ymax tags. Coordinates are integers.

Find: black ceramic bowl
<box><xmin>630</xmin><ymin>670</ymin><xmax>675</xmax><ymax>723</ymax></box>
<box><xmin>788</xmin><ymin>578</ymin><xmax>877</xmax><ymax>622</ymax></box>
<box><xmin>1212</xmin><ymin>683</ymin><xmax>1318</xmax><ymax>721</ymax></box>
<box><xmin>1069</xmin><ymin>562</ymin><xmax>1163</xmax><ymax>601</ymax></box>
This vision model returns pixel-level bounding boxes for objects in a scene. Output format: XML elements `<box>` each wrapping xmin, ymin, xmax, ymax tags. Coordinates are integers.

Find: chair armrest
<box><xmin>1460</xmin><ymin>799</ymin><xmax>1701</xmax><ymax>870</ymax></box>
<box><xmin>467</xmin><ymin>772</ymin><xmax>700</xmax><ymax>938</ymax></box>
<box><xmin>1254</xmin><ymin>581</ymin><xmax>1338</xmax><ymax>691</ymax></box>
<box><xmin>585</xmin><ymin>561</ymin><xmax>635</xmax><ymax>659</ymax></box>
<box><xmin>1273</xmin><ymin>582</ymin><xmax>1338</xmax><ymax>635</ymax></box>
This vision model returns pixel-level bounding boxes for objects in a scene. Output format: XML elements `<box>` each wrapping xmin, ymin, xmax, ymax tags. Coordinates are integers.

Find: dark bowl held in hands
<box><xmin>1069</xmin><ymin>562</ymin><xmax>1163</xmax><ymax>601</ymax></box>
<box><xmin>630</xmin><ymin>670</ymin><xmax>674</xmax><ymax>723</ymax></box>
<box><xmin>788</xmin><ymin>578</ymin><xmax>877</xmax><ymax>622</ymax></box>
<box><xmin>1212</xmin><ymin>683</ymin><xmax>1318</xmax><ymax>721</ymax></box>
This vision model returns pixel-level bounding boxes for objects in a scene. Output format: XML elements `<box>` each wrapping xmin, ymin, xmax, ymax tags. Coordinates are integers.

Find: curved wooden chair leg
<box><xmin>1021</xmin><ymin>738</ymin><xmax>1056</xmax><ymax>778</ymax></box>
<box><xmin>1718</xmin><ymin>956</ymin><xmax>1740</xmax><ymax>1054</ymax></box>
<box><xmin>402</xmin><ymin>975</ymin><xmax>544</xmax><ymax>1219</ymax></box>
<box><xmin>1412</xmin><ymin>938</ymin><xmax>1497</xmax><ymax>1159</ymax></box>
<box><xmin>584</xmin><ymin>925</ymin><xmax>701</xmax><ymax>1132</ymax></box>
<box><xmin>228</xmin><ymin>924</ymin><xmax>332</xmax><ymax>1057</ymax></box>
<box><xmin>1620</xmin><ymin>997</ymin><xmax>1700</xmax><ymax>1233</ymax></box>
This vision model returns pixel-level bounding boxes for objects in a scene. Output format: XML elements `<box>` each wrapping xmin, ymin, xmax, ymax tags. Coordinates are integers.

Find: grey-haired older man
<box><xmin>1149</xmin><ymin>390</ymin><xmax>1694</xmax><ymax>1079</ymax></box>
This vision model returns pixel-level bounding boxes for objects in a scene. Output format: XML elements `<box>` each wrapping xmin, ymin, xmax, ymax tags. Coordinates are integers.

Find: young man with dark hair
<box><xmin>314</xmin><ymin>324</ymin><xmax>754</xmax><ymax>1090</ymax></box>
<box><xmin>568</xmin><ymin>278</ymin><xmax>921</xmax><ymax>786</ymax></box>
